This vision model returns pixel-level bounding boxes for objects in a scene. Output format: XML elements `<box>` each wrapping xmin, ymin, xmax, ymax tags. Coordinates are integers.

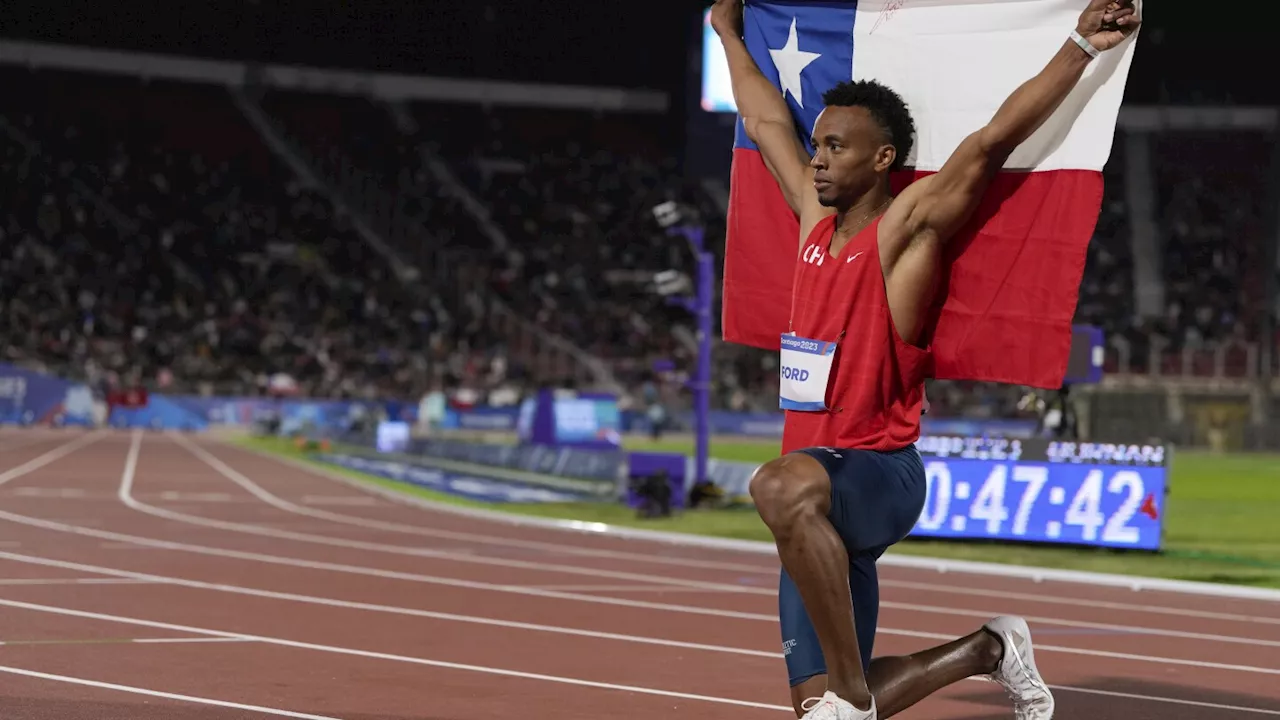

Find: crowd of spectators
<box><xmin>0</xmin><ymin>68</ymin><xmax>513</xmax><ymax>403</ymax></box>
<box><xmin>1</xmin><ymin>64</ymin><xmax>1275</xmax><ymax>422</ymax></box>
<box><xmin>258</xmin><ymin>93</ymin><xmax>727</xmax><ymax>411</ymax></box>
<box><xmin>1151</xmin><ymin>130</ymin><xmax>1273</xmax><ymax>350</ymax></box>
<box><xmin>1056</xmin><ymin>129</ymin><xmax>1275</xmax><ymax>377</ymax></box>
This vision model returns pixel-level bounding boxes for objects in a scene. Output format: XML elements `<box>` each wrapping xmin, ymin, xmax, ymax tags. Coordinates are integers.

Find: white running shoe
<box><xmin>799</xmin><ymin>691</ymin><xmax>877</xmax><ymax>720</ymax></box>
<box><xmin>984</xmin><ymin>616</ymin><xmax>1055</xmax><ymax>719</ymax></box>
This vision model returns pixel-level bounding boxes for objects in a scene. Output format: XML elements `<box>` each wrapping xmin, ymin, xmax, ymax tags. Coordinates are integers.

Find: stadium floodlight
<box><xmin>651</xmin><ymin>201</ymin><xmax>704</xmax><ymax>230</ymax></box>
<box><xmin>651</xmin><ymin>200</ymin><xmax>682</xmax><ymax>228</ymax></box>
<box><xmin>655</xmin><ymin>221</ymin><xmax>713</xmax><ymax>489</ymax></box>
<box><xmin>652</xmin><ymin>269</ymin><xmax>692</xmax><ymax>297</ymax></box>
<box><xmin>641</xmin><ymin>200</ymin><xmax>716</xmax><ymax>488</ymax></box>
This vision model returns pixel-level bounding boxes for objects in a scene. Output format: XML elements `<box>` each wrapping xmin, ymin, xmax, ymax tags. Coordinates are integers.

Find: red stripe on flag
<box><xmin>905</xmin><ymin>168</ymin><xmax>1103</xmax><ymax>388</ymax></box>
<box><xmin>721</xmin><ymin>152</ymin><xmax>1103</xmax><ymax>389</ymax></box>
<box><xmin>721</xmin><ymin>147</ymin><xmax>800</xmax><ymax>352</ymax></box>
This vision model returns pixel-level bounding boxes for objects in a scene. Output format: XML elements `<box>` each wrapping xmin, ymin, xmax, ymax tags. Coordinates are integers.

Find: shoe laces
<box><xmin>799</xmin><ymin>695</ymin><xmax>841</xmax><ymax>719</ymax></box>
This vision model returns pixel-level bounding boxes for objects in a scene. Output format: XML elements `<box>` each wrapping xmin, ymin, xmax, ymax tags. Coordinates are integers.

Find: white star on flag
<box><xmin>768</xmin><ymin>17</ymin><xmax>821</xmax><ymax>108</ymax></box>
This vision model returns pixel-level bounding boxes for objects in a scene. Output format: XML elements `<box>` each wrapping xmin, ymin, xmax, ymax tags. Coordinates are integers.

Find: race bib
<box><xmin>778</xmin><ymin>333</ymin><xmax>837</xmax><ymax>411</ymax></box>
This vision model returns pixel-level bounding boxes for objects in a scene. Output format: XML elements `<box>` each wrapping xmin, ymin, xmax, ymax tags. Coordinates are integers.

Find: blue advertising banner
<box><xmin>0</xmin><ymin>362</ymin><xmax>1039</xmax><ymax>444</ymax></box>
<box><xmin>618</xmin><ymin>410</ymin><xmax>1036</xmax><ymax>439</ymax></box>
<box><xmin>108</xmin><ymin>394</ymin><xmax>207</xmax><ymax>430</ymax></box>
<box><xmin>433</xmin><ymin>407</ymin><xmax>1037</xmax><ymax>440</ymax></box>
<box><xmin>406</xmin><ymin>438</ymin><xmax>625</xmax><ymax>487</ymax></box>
<box><xmin>442</xmin><ymin>406</ymin><xmax>522</xmax><ymax>432</ymax></box>
<box><xmin>315</xmin><ymin>453</ymin><xmax>598</xmax><ymax>504</ymax></box>
<box><xmin>362</xmin><ymin>434</ymin><xmax>760</xmax><ymax>503</ymax></box>
<box><xmin>704</xmin><ymin>458</ymin><xmax>758</xmax><ymax>499</ymax></box>
<box><xmin>553</xmin><ymin>396</ymin><xmax>622</xmax><ymax>446</ymax></box>
<box><xmin>515</xmin><ymin>390</ymin><xmax>622</xmax><ymax>449</ymax></box>
<box><xmin>377</xmin><ymin>430</ymin><xmax>1168</xmax><ymax>551</ymax></box>
<box><xmin>166</xmin><ymin>396</ymin><xmax>386</xmax><ymax>436</ymax></box>
<box><xmin>0</xmin><ymin>364</ymin><xmax>96</xmax><ymax>427</ymax></box>
<box><xmin>0</xmin><ymin>363</ymin><xmax>393</xmax><ymax>434</ymax></box>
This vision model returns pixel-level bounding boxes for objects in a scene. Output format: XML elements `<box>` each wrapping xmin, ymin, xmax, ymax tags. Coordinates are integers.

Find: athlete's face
<box><xmin>809</xmin><ymin>106</ymin><xmax>897</xmax><ymax>209</ymax></box>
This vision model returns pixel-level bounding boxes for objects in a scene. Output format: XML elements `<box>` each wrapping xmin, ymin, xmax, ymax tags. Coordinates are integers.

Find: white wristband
<box><xmin>1070</xmin><ymin>29</ymin><xmax>1101</xmax><ymax>59</ymax></box>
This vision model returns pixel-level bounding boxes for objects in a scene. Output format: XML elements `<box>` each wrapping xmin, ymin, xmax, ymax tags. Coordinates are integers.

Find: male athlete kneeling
<box><xmin>710</xmin><ymin>0</ymin><xmax>1140</xmax><ymax>717</ymax></box>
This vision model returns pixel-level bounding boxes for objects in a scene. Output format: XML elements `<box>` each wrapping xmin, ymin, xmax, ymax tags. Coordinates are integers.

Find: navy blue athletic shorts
<box><xmin>778</xmin><ymin>444</ymin><xmax>927</xmax><ymax>686</ymax></box>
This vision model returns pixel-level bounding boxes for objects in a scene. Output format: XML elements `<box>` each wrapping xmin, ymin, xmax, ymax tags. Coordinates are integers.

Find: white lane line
<box><xmin>233</xmin><ymin>438</ymin><xmax>1280</xmax><ymax>605</ymax></box>
<box><xmin>2</xmin><ymin>434</ymin><xmax>1278</xmax><ymax>673</ymax></box>
<box><xmin>157</xmin><ymin>492</ymin><xmax>235</xmax><ymax>502</ymax></box>
<box><xmin>523</xmin><ymin>584</ymin><xmax>756</xmax><ymax>593</ymax></box>
<box><xmin>202</xmin><ymin>437</ymin><xmax>1280</xmax><ymax>627</ymax></box>
<box><xmin>132</xmin><ymin>637</ymin><xmax>253</xmax><ymax>644</ymax></box>
<box><xmin>6</xmin><ymin>506</ymin><xmax>1280</xmax><ymax>675</ymax></box>
<box><xmin>10</xmin><ymin>488</ymin><xmax>91</xmax><ymax>499</ymax></box>
<box><xmin>0</xmin><ymin>637</ymin><xmax>252</xmax><ymax>646</ymax></box>
<box><xmin>0</xmin><ymin>665</ymin><xmax>342</xmax><ymax>719</ymax></box>
<box><xmin>878</xmin><ymin>601</ymin><xmax>1280</xmax><ymax>650</ymax></box>
<box><xmin>877</xmin><ymin>579</ymin><xmax>1280</xmax><ymax>627</ymax></box>
<box><xmin>0</xmin><ymin>434</ymin><xmax>73</xmax><ymax>456</ymax></box>
<box><xmin>8</xmin><ymin>489</ymin><xmax>260</xmax><ymax>504</ymax></box>
<box><xmin>187</xmin><ymin>435</ymin><xmax>778</xmax><ymax>573</ymax></box>
<box><xmin>157</xmin><ymin>435</ymin><xmax>1280</xmax><ymax>651</ymax></box>
<box><xmin>1</xmin><ymin>438</ymin><xmax>1276</xmax><ymax>713</ymax></box>
<box><xmin>0</xmin><ymin>578</ymin><xmax>155</xmax><ymax>586</ymax></box>
<box><xmin>300</xmin><ymin>496</ymin><xmax>379</xmax><ymax>507</ymax></box>
<box><xmin>1</xmin><ymin>594</ymin><xmax>1276</xmax><ymax>716</ymax></box>
<box><xmin>0</xmin><ymin>596</ymin><xmax>792</xmax><ymax>712</ymax></box>
<box><xmin>0</xmin><ymin>549</ymin><xmax>778</xmax><ymax>660</ymax></box>
<box><xmin>0</xmin><ymin>432</ymin><xmax>101</xmax><ymax>487</ymax></box>
<box><xmin>1051</xmin><ymin>685</ymin><xmax>1280</xmax><ymax>716</ymax></box>
<box><xmin>166</xmin><ymin>435</ymin><xmax>770</xmax><ymax>593</ymax></box>
<box><xmin>0</xmin><ymin>506</ymin><xmax>789</xmax><ymax>621</ymax></box>
<box><xmin>0</xmin><ymin>546</ymin><xmax>1277</xmax><ymax>679</ymax></box>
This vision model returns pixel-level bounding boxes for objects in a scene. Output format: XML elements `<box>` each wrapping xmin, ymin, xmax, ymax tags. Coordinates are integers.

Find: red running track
<box><xmin>0</xmin><ymin>429</ymin><xmax>1276</xmax><ymax>719</ymax></box>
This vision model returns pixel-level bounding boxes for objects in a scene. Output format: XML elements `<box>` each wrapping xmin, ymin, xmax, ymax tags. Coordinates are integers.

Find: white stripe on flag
<box><xmin>852</xmin><ymin>0</ymin><xmax>1140</xmax><ymax>172</ymax></box>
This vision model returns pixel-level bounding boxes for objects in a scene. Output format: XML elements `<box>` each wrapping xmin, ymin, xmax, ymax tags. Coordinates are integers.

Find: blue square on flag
<box><xmin>734</xmin><ymin>3</ymin><xmax>858</xmax><ymax>156</ymax></box>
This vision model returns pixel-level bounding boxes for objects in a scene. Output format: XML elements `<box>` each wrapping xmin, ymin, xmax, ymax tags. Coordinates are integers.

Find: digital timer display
<box><xmin>909</xmin><ymin>436</ymin><xmax>1169</xmax><ymax>550</ymax></box>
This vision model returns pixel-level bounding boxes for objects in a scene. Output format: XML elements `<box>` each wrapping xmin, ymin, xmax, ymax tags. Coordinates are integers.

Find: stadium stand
<box><xmin>1</xmin><ymin>69</ymin><xmax>448</xmax><ymax>400</ymax></box>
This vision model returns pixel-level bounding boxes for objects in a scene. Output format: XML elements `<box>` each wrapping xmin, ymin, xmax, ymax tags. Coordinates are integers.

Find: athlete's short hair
<box><xmin>822</xmin><ymin>80</ymin><xmax>916</xmax><ymax>171</ymax></box>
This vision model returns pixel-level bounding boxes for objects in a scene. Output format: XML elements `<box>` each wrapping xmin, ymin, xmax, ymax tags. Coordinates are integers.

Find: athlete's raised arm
<box><xmin>881</xmin><ymin>0</ymin><xmax>1141</xmax><ymax>267</ymax></box>
<box><xmin>711</xmin><ymin>0</ymin><xmax>833</xmax><ymax>245</ymax></box>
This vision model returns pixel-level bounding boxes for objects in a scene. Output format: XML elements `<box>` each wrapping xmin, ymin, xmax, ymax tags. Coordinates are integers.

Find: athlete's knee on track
<box><xmin>749</xmin><ymin>454</ymin><xmax>831</xmax><ymax>541</ymax></box>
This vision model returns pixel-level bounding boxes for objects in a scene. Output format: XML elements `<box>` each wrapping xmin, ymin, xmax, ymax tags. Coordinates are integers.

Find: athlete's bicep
<box><xmin>877</xmin><ymin>184</ymin><xmax>944</xmax><ymax>346</ymax></box>
<box><xmin>877</xmin><ymin>175</ymin><xmax>934</xmax><ymax>268</ymax></box>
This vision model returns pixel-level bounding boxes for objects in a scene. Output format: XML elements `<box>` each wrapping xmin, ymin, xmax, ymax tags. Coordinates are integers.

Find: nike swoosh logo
<box><xmin>846</xmin><ymin>252</ymin><xmax>864</xmax><ymax>264</ymax></box>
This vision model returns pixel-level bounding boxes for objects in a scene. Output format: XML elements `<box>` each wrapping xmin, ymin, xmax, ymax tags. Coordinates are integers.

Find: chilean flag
<box><xmin>719</xmin><ymin>0</ymin><xmax>1139</xmax><ymax>388</ymax></box>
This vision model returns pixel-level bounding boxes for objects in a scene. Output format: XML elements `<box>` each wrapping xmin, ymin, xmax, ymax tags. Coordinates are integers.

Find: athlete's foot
<box><xmin>799</xmin><ymin>691</ymin><xmax>877</xmax><ymax>720</ymax></box>
<box><xmin>984</xmin><ymin>616</ymin><xmax>1055</xmax><ymax>719</ymax></box>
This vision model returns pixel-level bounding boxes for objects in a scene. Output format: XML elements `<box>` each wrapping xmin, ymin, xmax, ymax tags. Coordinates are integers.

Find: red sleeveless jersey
<box><xmin>780</xmin><ymin>214</ymin><xmax>932</xmax><ymax>454</ymax></box>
